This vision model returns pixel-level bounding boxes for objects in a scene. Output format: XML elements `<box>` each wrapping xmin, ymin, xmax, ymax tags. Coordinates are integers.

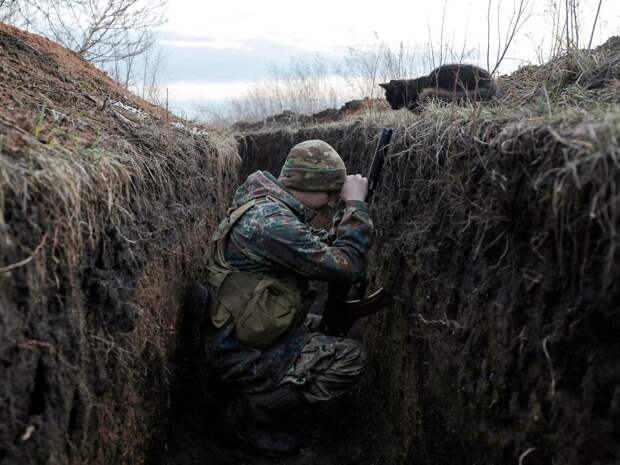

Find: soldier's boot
<box><xmin>222</xmin><ymin>387</ymin><xmax>307</xmax><ymax>455</ymax></box>
<box><xmin>185</xmin><ymin>282</ymin><xmax>210</xmax><ymax>352</ymax></box>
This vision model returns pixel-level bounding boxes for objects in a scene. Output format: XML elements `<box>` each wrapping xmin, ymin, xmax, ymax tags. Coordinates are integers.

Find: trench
<box><xmin>3</xmin><ymin>24</ymin><xmax>619</xmax><ymax>465</ymax></box>
<box><xmin>156</xmin><ymin>338</ymin><xmax>391</xmax><ymax>465</ymax></box>
<box><xmin>154</xmin><ymin>120</ymin><xmax>620</xmax><ymax>465</ymax></box>
<box><xmin>151</xmin><ymin>135</ymin><xmax>395</xmax><ymax>465</ymax></box>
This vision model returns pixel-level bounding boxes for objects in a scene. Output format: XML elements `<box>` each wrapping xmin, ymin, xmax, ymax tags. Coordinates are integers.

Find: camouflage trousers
<box><xmin>278</xmin><ymin>315</ymin><xmax>367</xmax><ymax>403</ymax></box>
<box><xmin>203</xmin><ymin>314</ymin><xmax>366</xmax><ymax>403</ymax></box>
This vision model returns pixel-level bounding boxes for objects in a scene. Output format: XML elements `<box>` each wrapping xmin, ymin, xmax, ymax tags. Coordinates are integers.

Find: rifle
<box><xmin>320</xmin><ymin>127</ymin><xmax>394</xmax><ymax>337</ymax></box>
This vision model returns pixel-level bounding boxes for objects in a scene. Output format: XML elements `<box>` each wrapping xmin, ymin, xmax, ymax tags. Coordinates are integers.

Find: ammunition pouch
<box><xmin>206</xmin><ymin>198</ymin><xmax>305</xmax><ymax>349</ymax></box>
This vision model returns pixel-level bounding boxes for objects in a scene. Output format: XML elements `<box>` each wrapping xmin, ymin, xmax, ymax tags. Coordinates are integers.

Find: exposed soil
<box><xmin>231</xmin><ymin>98</ymin><xmax>389</xmax><ymax>132</ymax></box>
<box><xmin>2</xmin><ymin>22</ymin><xmax>620</xmax><ymax>465</ymax></box>
<box><xmin>0</xmin><ymin>24</ymin><xmax>237</xmax><ymax>465</ymax></box>
<box><xmin>235</xmin><ymin>78</ymin><xmax>620</xmax><ymax>464</ymax></box>
<box><xmin>156</xmin><ymin>348</ymin><xmax>393</xmax><ymax>465</ymax></box>
<box><xmin>0</xmin><ymin>23</ymin><xmax>166</xmax><ymax>123</ymax></box>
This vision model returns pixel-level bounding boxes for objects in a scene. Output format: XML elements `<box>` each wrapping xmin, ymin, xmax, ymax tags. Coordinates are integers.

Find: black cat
<box><xmin>379</xmin><ymin>64</ymin><xmax>497</xmax><ymax>110</ymax></box>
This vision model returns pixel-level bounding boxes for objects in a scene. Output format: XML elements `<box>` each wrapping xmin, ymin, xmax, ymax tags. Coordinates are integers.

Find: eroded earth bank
<box><xmin>1</xmin><ymin>24</ymin><xmax>619</xmax><ymax>465</ymax></box>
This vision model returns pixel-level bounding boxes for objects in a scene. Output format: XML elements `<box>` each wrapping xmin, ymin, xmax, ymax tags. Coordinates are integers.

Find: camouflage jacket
<box><xmin>223</xmin><ymin>170</ymin><xmax>373</xmax><ymax>283</ymax></box>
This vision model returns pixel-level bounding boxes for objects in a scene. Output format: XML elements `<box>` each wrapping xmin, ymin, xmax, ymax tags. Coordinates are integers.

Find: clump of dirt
<box><xmin>158</xmin><ymin>372</ymin><xmax>393</xmax><ymax>465</ymax></box>
<box><xmin>0</xmin><ymin>24</ymin><xmax>239</xmax><ymax>465</ymax></box>
<box><xmin>231</xmin><ymin>98</ymin><xmax>389</xmax><ymax>132</ymax></box>
<box><xmin>235</xmin><ymin>44</ymin><xmax>620</xmax><ymax>464</ymax></box>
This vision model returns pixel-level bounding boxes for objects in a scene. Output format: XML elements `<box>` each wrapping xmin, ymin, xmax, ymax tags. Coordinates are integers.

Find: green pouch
<box><xmin>205</xmin><ymin>197</ymin><xmax>304</xmax><ymax>348</ymax></box>
<box><xmin>217</xmin><ymin>272</ymin><xmax>302</xmax><ymax>349</ymax></box>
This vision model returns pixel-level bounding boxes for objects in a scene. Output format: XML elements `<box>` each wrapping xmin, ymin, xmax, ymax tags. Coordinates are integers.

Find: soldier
<box><xmin>188</xmin><ymin>139</ymin><xmax>372</xmax><ymax>454</ymax></box>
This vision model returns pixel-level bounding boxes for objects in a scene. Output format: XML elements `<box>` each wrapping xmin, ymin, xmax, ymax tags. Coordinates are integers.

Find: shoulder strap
<box><xmin>210</xmin><ymin>198</ymin><xmax>261</xmax><ymax>270</ymax></box>
<box><xmin>212</xmin><ymin>198</ymin><xmax>258</xmax><ymax>242</ymax></box>
<box><xmin>210</xmin><ymin>194</ymin><xmax>296</xmax><ymax>271</ymax></box>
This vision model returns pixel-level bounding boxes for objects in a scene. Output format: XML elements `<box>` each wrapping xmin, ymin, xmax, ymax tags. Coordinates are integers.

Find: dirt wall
<box><xmin>3</xmin><ymin>22</ymin><xmax>619</xmax><ymax>465</ymax></box>
<box><xmin>0</xmin><ymin>24</ymin><xmax>240</xmax><ymax>465</ymax></box>
<box><xmin>0</xmin><ymin>119</ymin><xmax>239</xmax><ymax>465</ymax></box>
<box><xmin>237</xmin><ymin>106</ymin><xmax>620</xmax><ymax>465</ymax></box>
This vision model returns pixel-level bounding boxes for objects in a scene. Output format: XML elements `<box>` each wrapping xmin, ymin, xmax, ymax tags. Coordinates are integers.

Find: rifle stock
<box><xmin>320</xmin><ymin>128</ymin><xmax>394</xmax><ymax>337</ymax></box>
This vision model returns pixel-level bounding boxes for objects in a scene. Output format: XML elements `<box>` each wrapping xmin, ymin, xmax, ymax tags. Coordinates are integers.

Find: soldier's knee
<box><xmin>338</xmin><ymin>338</ymin><xmax>367</xmax><ymax>377</ymax></box>
<box><xmin>350</xmin><ymin>339</ymin><xmax>366</xmax><ymax>364</ymax></box>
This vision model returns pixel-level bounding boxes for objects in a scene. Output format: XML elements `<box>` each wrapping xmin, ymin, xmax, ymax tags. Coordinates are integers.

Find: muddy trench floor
<box><xmin>154</xmin><ymin>388</ymin><xmax>388</xmax><ymax>465</ymax></box>
<box><xmin>152</xmin><ymin>374</ymin><xmax>389</xmax><ymax>465</ymax></box>
<box><xmin>150</xmin><ymin>323</ymin><xmax>390</xmax><ymax>465</ymax></box>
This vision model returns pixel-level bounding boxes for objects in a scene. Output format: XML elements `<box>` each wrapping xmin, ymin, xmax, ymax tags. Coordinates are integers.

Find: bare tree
<box><xmin>0</xmin><ymin>0</ymin><xmax>15</xmax><ymax>11</ymax></box>
<box><xmin>4</xmin><ymin>0</ymin><xmax>167</xmax><ymax>101</ymax></box>
<box><xmin>12</xmin><ymin>0</ymin><xmax>166</xmax><ymax>64</ymax></box>
<box><xmin>138</xmin><ymin>44</ymin><xmax>166</xmax><ymax>103</ymax></box>
<box><xmin>0</xmin><ymin>0</ymin><xmax>19</xmax><ymax>22</ymax></box>
<box><xmin>485</xmin><ymin>0</ymin><xmax>534</xmax><ymax>75</ymax></box>
<box><xmin>337</xmin><ymin>35</ymin><xmax>426</xmax><ymax>98</ymax></box>
<box><xmin>564</xmin><ymin>0</ymin><xmax>606</xmax><ymax>50</ymax></box>
<box><xmin>339</xmin><ymin>41</ymin><xmax>385</xmax><ymax>98</ymax></box>
<box><xmin>223</xmin><ymin>55</ymin><xmax>348</xmax><ymax>123</ymax></box>
<box><xmin>382</xmin><ymin>41</ymin><xmax>425</xmax><ymax>81</ymax></box>
<box><xmin>543</xmin><ymin>0</ymin><xmax>605</xmax><ymax>55</ymax></box>
<box><xmin>101</xmin><ymin>36</ymin><xmax>166</xmax><ymax>104</ymax></box>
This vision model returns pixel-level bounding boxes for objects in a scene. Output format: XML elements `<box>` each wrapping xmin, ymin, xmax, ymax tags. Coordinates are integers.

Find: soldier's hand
<box><xmin>340</xmin><ymin>174</ymin><xmax>368</xmax><ymax>202</ymax></box>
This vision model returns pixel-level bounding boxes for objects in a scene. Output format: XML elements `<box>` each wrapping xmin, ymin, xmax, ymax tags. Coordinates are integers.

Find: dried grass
<box><xmin>239</xmin><ymin>38</ymin><xmax>620</xmax><ymax>347</ymax></box>
<box><xmin>0</xmin><ymin>108</ymin><xmax>239</xmax><ymax>463</ymax></box>
<box><xmin>254</xmin><ymin>42</ymin><xmax>619</xmax><ymax>465</ymax></box>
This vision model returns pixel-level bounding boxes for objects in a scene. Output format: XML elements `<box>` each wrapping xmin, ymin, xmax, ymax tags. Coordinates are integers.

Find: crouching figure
<box><xmin>188</xmin><ymin>140</ymin><xmax>372</xmax><ymax>454</ymax></box>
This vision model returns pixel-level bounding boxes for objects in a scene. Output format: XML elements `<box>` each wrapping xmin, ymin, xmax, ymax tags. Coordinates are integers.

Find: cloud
<box><xmin>165</xmin><ymin>79</ymin><xmax>253</xmax><ymax>101</ymax></box>
<box><xmin>160</xmin><ymin>39</ymin><xmax>254</xmax><ymax>50</ymax></box>
<box><xmin>155</xmin><ymin>0</ymin><xmax>620</xmax><ymax>117</ymax></box>
<box><xmin>156</xmin><ymin>32</ymin><xmax>342</xmax><ymax>82</ymax></box>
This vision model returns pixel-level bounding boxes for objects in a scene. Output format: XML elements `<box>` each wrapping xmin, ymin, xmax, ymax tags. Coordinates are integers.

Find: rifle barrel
<box><xmin>366</xmin><ymin>127</ymin><xmax>394</xmax><ymax>203</ymax></box>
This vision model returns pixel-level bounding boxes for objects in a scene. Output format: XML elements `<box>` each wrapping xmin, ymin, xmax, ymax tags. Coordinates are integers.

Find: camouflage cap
<box><xmin>279</xmin><ymin>140</ymin><xmax>346</xmax><ymax>192</ymax></box>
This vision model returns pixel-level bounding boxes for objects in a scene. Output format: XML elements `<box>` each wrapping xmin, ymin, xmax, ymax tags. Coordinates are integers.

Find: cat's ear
<box><xmin>378</xmin><ymin>82</ymin><xmax>390</xmax><ymax>89</ymax></box>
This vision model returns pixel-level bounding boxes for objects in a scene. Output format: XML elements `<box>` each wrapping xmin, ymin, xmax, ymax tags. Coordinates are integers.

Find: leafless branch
<box><xmin>486</xmin><ymin>0</ymin><xmax>492</xmax><ymax>72</ymax></box>
<box><xmin>588</xmin><ymin>0</ymin><xmax>603</xmax><ymax>49</ymax></box>
<box><xmin>0</xmin><ymin>0</ymin><xmax>19</xmax><ymax>22</ymax></box>
<box><xmin>490</xmin><ymin>0</ymin><xmax>533</xmax><ymax>75</ymax></box>
<box><xmin>439</xmin><ymin>0</ymin><xmax>448</xmax><ymax>65</ymax></box>
<box><xmin>571</xmin><ymin>0</ymin><xmax>580</xmax><ymax>47</ymax></box>
<box><xmin>10</xmin><ymin>0</ymin><xmax>166</xmax><ymax>65</ymax></box>
<box><xmin>566</xmin><ymin>1</ymin><xmax>573</xmax><ymax>47</ymax></box>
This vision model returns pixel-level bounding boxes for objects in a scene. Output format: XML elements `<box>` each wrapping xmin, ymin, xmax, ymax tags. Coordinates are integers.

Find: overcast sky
<box><xmin>155</xmin><ymin>0</ymin><xmax>620</xmax><ymax>116</ymax></box>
